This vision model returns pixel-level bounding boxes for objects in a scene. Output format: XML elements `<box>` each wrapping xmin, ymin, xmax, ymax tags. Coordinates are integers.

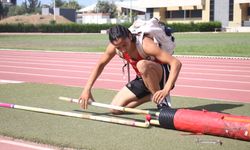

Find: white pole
<box><xmin>53</xmin><ymin>0</ymin><xmax>56</xmax><ymax>21</ymax></box>
<box><xmin>58</xmin><ymin>96</ymin><xmax>160</xmax><ymax>117</ymax></box>
<box><xmin>0</xmin><ymin>102</ymin><xmax>150</xmax><ymax>128</ymax></box>
<box><xmin>130</xmin><ymin>0</ymin><xmax>132</xmax><ymax>23</ymax></box>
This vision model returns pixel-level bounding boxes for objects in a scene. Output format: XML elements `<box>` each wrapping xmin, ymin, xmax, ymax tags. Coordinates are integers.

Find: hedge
<box><xmin>0</xmin><ymin>21</ymin><xmax>221</xmax><ymax>33</ymax></box>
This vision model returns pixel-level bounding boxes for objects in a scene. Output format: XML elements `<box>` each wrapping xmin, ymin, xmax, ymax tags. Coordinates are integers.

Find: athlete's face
<box><xmin>112</xmin><ymin>37</ymin><xmax>132</xmax><ymax>53</ymax></box>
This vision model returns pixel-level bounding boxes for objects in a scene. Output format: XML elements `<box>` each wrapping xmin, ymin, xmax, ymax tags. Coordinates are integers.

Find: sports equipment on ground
<box><xmin>158</xmin><ymin>108</ymin><xmax>250</xmax><ymax>141</ymax></box>
<box><xmin>60</xmin><ymin>96</ymin><xmax>250</xmax><ymax>141</ymax></box>
<box><xmin>59</xmin><ymin>96</ymin><xmax>160</xmax><ymax>117</ymax></box>
<box><xmin>0</xmin><ymin>102</ymin><xmax>150</xmax><ymax>128</ymax></box>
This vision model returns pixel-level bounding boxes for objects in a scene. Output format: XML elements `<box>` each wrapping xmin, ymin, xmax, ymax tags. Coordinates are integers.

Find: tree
<box><xmin>63</xmin><ymin>0</ymin><xmax>81</xmax><ymax>10</ymax></box>
<box><xmin>7</xmin><ymin>5</ymin><xmax>26</xmax><ymax>16</ymax></box>
<box><xmin>109</xmin><ymin>2</ymin><xmax>117</xmax><ymax>18</ymax></box>
<box><xmin>23</xmin><ymin>0</ymin><xmax>41</xmax><ymax>13</ymax></box>
<box><xmin>0</xmin><ymin>1</ymin><xmax>3</xmax><ymax>19</ymax></box>
<box><xmin>54</xmin><ymin>0</ymin><xmax>66</xmax><ymax>7</ymax></box>
<box><xmin>0</xmin><ymin>2</ymin><xmax>10</xmax><ymax>19</ymax></box>
<box><xmin>96</xmin><ymin>0</ymin><xmax>117</xmax><ymax>18</ymax></box>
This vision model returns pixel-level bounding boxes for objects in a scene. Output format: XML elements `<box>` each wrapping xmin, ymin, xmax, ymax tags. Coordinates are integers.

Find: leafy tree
<box><xmin>23</xmin><ymin>0</ymin><xmax>41</xmax><ymax>13</ymax></box>
<box><xmin>96</xmin><ymin>1</ymin><xmax>109</xmax><ymax>13</ymax></box>
<box><xmin>0</xmin><ymin>1</ymin><xmax>3</xmax><ymax>19</ymax></box>
<box><xmin>54</xmin><ymin>0</ymin><xmax>66</xmax><ymax>7</ymax></box>
<box><xmin>0</xmin><ymin>2</ymin><xmax>9</xmax><ymax>19</ymax></box>
<box><xmin>7</xmin><ymin>5</ymin><xmax>26</xmax><ymax>16</ymax></box>
<box><xmin>109</xmin><ymin>2</ymin><xmax>117</xmax><ymax>18</ymax></box>
<box><xmin>96</xmin><ymin>0</ymin><xmax>117</xmax><ymax>18</ymax></box>
<box><xmin>63</xmin><ymin>0</ymin><xmax>81</xmax><ymax>10</ymax></box>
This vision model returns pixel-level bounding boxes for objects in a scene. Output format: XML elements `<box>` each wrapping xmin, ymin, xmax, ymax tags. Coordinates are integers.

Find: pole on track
<box><xmin>59</xmin><ymin>96</ymin><xmax>160</xmax><ymax>117</ymax></box>
<box><xmin>0</xmin><ymin>102</ymin><xmax>150</xmax><ymax>128</ymax></box>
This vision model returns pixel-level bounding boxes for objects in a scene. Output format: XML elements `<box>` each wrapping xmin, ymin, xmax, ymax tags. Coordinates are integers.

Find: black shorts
<box><xmin>126</xmin><ymin>64</ymin><xmax>170</xmax><ymax>99</ymax></box>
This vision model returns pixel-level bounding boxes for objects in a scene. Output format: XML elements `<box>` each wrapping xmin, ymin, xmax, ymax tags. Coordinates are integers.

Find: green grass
<box><xmin>175</xmin><ymin>33</ymin><xmax>250</xmax><ymax>56</ymax></box>
<box><xmin>0</xmin><ymin>32</ymin><xmax>250</xmax><ymax>57</ymax></box>
<box><xmin>0</xmin><ymin>34</ymin><xmax>109</xmax><ymax>52</ymax></box>
<box><xmin>0</xmin><ymin>83</ymin><xmax>250</xmax><ymax>150</ymax></box>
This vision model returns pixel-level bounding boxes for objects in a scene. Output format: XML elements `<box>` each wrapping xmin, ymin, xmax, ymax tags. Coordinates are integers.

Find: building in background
<box><xmin>77</xmin><ymin>0</ymin><xmax>250</xmax><ymax>31</ymax></box>
<box><xmin>42</xmin><ymin>8</ymin><xmax>76</xmax><ymax>22</ymax></box>
<box><xmin>132</xmin><ymin>0</ymin><xmax>250</xmax><ymax>28</ymax></box>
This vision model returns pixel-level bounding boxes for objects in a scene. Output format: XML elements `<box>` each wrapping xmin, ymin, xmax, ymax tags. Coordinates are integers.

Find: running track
<box><xmin>0</xmin><ymin>49</ymin><xmax>250</xmax><ymax>103</ymax></box>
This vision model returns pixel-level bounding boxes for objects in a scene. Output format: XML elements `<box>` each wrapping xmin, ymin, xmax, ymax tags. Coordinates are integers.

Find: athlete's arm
<box><xmin>142</xmin><ymin>37</ymin><xmax>182</xmax><ymax>103</ymax></box>
<box><xmin>79</xmin><ymin>43</ymin><xmax>117</xmax><ymax>109</ymax></box>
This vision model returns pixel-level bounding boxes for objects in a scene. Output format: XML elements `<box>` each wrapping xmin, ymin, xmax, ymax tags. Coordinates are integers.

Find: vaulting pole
<box><xmin>59</xmin><ymin>96</ymin><xmax>160</xmax><ymax>117</ymax></box>
<box><xmin>0</xmin><ymin>102</ymin><xmax>150</xmax><ymax>128</ymax></box>
<box><xmin>59</xmin><ymin>96</ymin><xmax>250</xmax><ymax>141</ymax></box>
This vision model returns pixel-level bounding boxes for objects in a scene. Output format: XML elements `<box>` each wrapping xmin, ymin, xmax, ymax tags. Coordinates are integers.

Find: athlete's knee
<box><xmin>110</xmin><ymin>109</ymin><xmax>123</xmax><ymax>115</ymax></box>
<box><xmin>136</xmin><ymin>60</ymin><xmax>151</xmax><ymax>74</ymax></box>
<box><xmin>110</xmin><ymin>101</ymin><xmax>124</xmax><ymax>114</ymax></box>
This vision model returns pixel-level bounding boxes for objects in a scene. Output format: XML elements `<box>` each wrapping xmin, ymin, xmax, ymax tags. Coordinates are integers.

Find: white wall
<box><xmin>82</xmin><ymin>14</ymin><xmax>111</xmax><ymax>24</ymax></box>
<box><xmin>214</xmin><ymin>0</ymin><xmax>229</xmax><ymax>27</ymax></box>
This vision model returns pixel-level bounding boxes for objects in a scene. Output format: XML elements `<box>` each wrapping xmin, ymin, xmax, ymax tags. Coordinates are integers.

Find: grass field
<box><xmin>0</xmin><ymin>32</ymin><xmax>250</xmax><ymax>57</ymax></box>
<box><xmin>1</xmin><ymin>83</ymin><xmax>250</xmax><ymax>150</ymax></box>
<box><xmin>0</xmin><ymin>32</ymin><xmax>250</xmax><ymax>149</ymax></box>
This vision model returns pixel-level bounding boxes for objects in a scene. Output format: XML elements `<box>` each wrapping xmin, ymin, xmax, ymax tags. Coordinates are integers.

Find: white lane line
<box><xmin>182</xmin><ymin>67</ymin><xmax>250</xmax><ymax>73</ymax></box>
<box><xmin>1</xmin><ymin>66</ymin><xmax>250</xmax><ymax>84</ymax></box>
<box><xmin>0</xmin><ymin>59</ymin><xmax>123</xmax><ymax>67</ymax></box>
<box><xmin>180</xmin><ymin>77</ymin><xmax>250</xmax><ymax>84</ymax></box>
<box><xmin>0</xmin><ymin>65</ymin><xmax>250</xmax><ymax>84</ymax></box>
<box><xmin>0</xmin><ymin>60</ymin><xmax>122</xmax><ymax>70</ymax></box>
<box><xmin>182</xmin><ymin>72</ymin><xmax>250</xmax><ymax>78</ymax></box>
<box><xmin>2</xmin><ymin>64</ymin><xmax>250</xmax><ymax>79</ymax></box>
<box><xmin>1</xmin><ymin>49</ymin><xmax>249</xmax><ymax>60</ymax></box>
<box><xmin>1</xmin><ymin>60</ymin><xmax>250</xmax><ymax>73</ymax></box>
<box><xmin>175</xmin><ymin>55</ymin><xmax>250</xmax><ymax>60</ymax></box>
<box><xmin>0</xmin><ymin>48</ymin><xmax>103</xmax><ymax>55</ymax></box>
<box><xmin>0</xmin><ymin>64</ymin><xmax>127</xmax><ymax>76</ymax></box>
<box><xmin>0</xmin><ymin>71</ymin><xmax>126</xmax><ymax>83</ymax></box>
<box><xmin>1</xmin><ymin>64</ymin><xmax>250</xmax><ymax>78</ymax></box>
<box><xmin>0</xmin><ymin>139</ymin><xmax>55</xmax><ymax>150</ymax></box>
<box><xmin>176</xmin><ymin>84</ymin><xmax>250</xmax><ymax>93</ymax></box>
<box><xmin>1</xmin><ymin>53</ymin><xmax>249</xmax><ymax>61</ymax></box>
<box><xmin>0</xmin><ymin>57</ymin><xmax>123</xmax><ymax>65</ymax></box>
<box><xmin>1</xmin><ymin>56</ymin><xmax>250</xmax><ymax>68</ymax></box>
<box><xmin>0</xmin><ymin>71</ymin><xmax>249</xmax><ymax>92</ymax></box>
<box><xmin>0</xmin><ymin>80</ymin><xmax>24</xmax><ymax>84</ymax></box>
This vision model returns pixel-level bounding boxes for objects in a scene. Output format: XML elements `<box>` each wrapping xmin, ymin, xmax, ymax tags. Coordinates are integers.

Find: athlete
<box><xmin>79</xmin><ymin>24</ymin><xmax>182</xmax><ymax>114</ymax></box>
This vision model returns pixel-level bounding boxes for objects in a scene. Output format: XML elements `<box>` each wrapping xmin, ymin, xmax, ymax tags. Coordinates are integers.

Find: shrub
<box><xmin>0</xmin><ymin>21</ymin><xmax>221</xmax><ymax>33</ymax></box>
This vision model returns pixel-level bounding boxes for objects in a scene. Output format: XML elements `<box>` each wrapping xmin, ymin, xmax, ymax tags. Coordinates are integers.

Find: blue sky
<box><xmin>18</xmin><ymin>0</ymin><xmax>99</xmax><ymax>7</ymax></box>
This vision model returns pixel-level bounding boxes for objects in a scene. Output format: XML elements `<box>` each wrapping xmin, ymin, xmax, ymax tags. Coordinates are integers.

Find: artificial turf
<box><xmin>0</xmin><ymin>83</ymin><xmax>250</xmax><ymax>150</ymax></box>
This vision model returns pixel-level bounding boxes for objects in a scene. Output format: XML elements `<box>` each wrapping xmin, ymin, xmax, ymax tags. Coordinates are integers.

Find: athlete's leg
<box><xmin>137</xmin><ymin>60</ymin><xmax>171</xmax><ymax>109</ymax></box>
<box><xmin>110</xmin><ymin>86</ymin><xmax>151</xmax><ymax>114</ymax></box>
<box><xmin>136</xmin><ymin>60</ymin><xmax>163</xmax><ymax>94</ymax></box>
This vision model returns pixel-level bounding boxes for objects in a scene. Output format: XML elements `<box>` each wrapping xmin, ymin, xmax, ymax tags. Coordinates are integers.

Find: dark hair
<box><xmin>108</xmin><ymin>25</ymin><xmax>136</xmax><ymax>44</ymax></box>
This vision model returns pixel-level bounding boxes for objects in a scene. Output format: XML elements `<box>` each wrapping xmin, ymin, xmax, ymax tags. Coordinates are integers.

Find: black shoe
<box><xmin>157</xmin><ymin>102</ymin><xmax>169</xmax><ymax>110</ymax></box>
<box><xmin>157</xmin><ymin>96</ymin><xmax>171</xmax><ymax>110</ymax></box>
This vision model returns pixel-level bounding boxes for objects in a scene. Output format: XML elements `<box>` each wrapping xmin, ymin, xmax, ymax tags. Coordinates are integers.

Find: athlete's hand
<box><xmin>152</xmin><ymin>89</ymin><xmax>169</xmax><ymax>104</ymax></box>
<box><xmin>79</xmin><ymin>89</ymin><xmax>94</xmax><ymax>109</ymax></box>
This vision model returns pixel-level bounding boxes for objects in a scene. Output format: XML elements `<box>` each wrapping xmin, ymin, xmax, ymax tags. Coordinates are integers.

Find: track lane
<box><xmin>0</xmin><ymin>50</ymin><xmax>250</xmax><ymax>103</ymax></box>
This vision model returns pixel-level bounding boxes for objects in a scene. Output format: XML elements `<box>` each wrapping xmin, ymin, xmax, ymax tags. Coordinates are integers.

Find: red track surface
<box><xmin>0</xmin><ymin>49</ymin><xmax>250</xmax><ymax>148</ymax></box>
<box><xmin>0</xmin><ymin>49</ymin><xmax>250</xmax><ymax>104</ymax></box>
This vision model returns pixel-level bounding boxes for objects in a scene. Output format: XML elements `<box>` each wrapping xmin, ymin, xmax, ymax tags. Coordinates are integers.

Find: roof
<box><xmin>235</xmin><ymin>0</ymin><xmax>250</xmax><ymax>3</ymax></box>
<box><xmin>134</xmin><ymin>0</ymin><xmax>203</xmax><ymax>8</ymax></box>
<box><xmin>78</xmin><ymin>4</ymin><xmax>96</xmax><ymax>12</ymax></box>
<box><xmin>78</xmin><ymin>0</ymin><xmax>204</xmax><ymax>13</ymax></box>
<box><xmin>116</xmin><ymin>1</ymin><xmax>146</xmax><ymax>12</ymax></box>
